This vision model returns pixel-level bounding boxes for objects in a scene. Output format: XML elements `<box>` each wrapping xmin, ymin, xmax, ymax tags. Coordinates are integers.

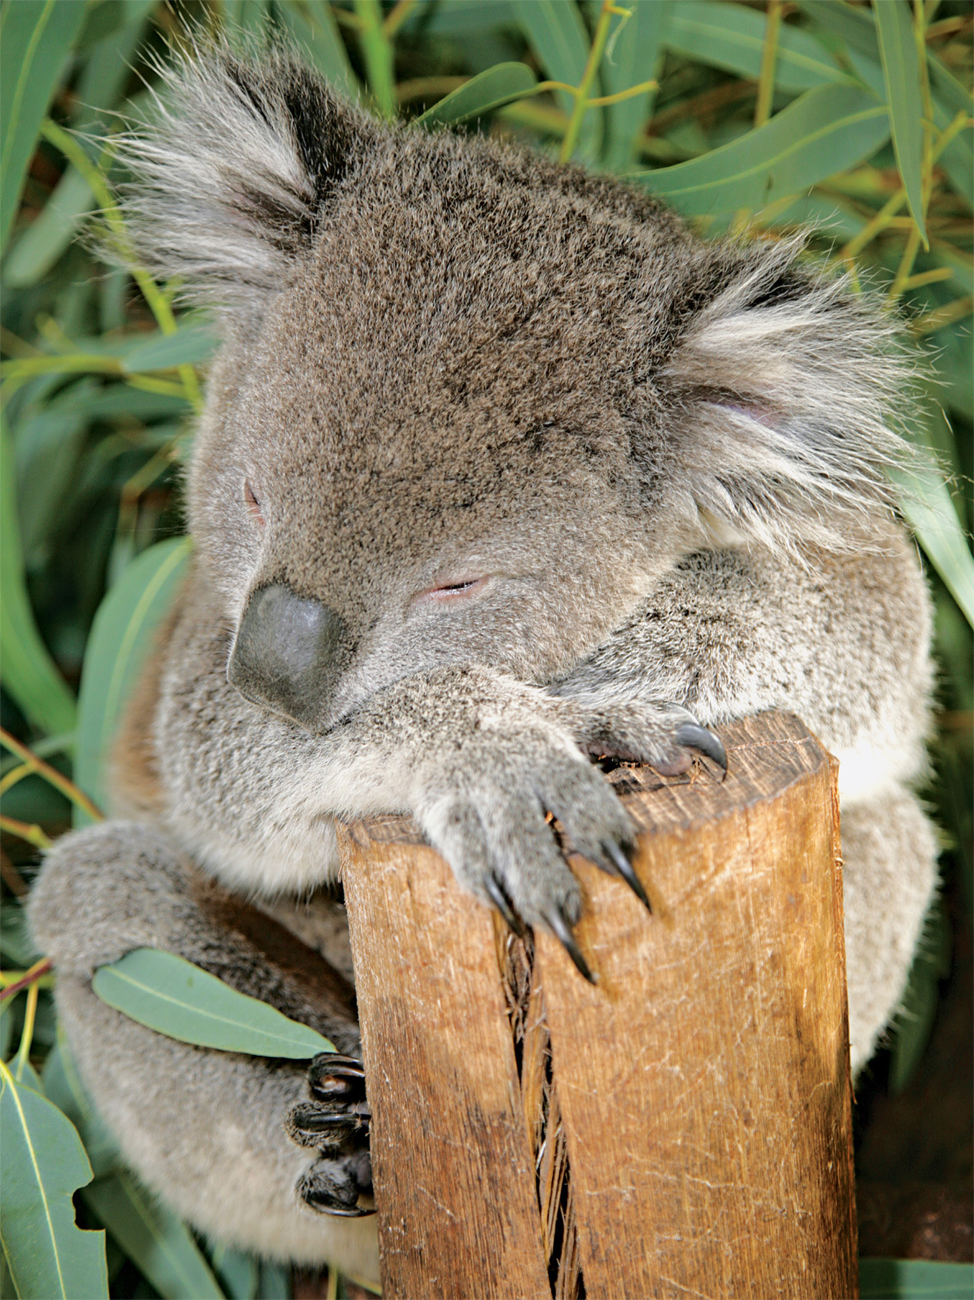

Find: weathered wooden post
<box><xmin>338</xmin><ymin>712</ymin><xmax>858</xmax><ymax>1300</ymax></box>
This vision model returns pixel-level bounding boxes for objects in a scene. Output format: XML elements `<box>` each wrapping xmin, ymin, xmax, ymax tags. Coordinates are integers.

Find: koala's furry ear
<box><xmin>117</xmin><ymin>49</ymin><xmax>369</xmax><ymax>314</ymax></box>
<box><xmin>662</xmin><ymin>242</ymin><xmax>918</xmax><ymax>554</ymax></box>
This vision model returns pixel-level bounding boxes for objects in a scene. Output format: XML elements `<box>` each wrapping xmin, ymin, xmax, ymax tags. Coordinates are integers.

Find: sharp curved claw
<box><xmin>676</xmin><ymin>723</ymin><xmax>728</xmax><ymax>773</ymax></box>
<box><xmin>542</xmin><ymin>906</ymin><xmax>597</xmax><ymax>984</ymax></box>
<box><xmin>304</xmin><ymin>1193</ymin><xmax>376</xmax><ymax>1218</ymax></box>
<box><xmin>309</xmin><ymin>1054</ymin><xmax>366</xmax><ymax>1101</ymax></box>
<box><xmin>485</xmin><ymin>873</ymin><xmax>527</xmax><ymax>937</ymax></box>
<box><xmin>601</xmin><ymin>839</ymin><xmax>652</xmax><ymax>914</ymax></box>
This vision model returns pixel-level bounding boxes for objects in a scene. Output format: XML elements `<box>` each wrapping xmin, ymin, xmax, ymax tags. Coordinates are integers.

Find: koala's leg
<box><xmin>839</xmin><ymin>787</ymin><xmax>940</xmax><ymax>1077</ymax></box>
<box><xmin>28</xmin><ymin>822</ymin><xmax>378</xmax><ymax>1278</ymax></box>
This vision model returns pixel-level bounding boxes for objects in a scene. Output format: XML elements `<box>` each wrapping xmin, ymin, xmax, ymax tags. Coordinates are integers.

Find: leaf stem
<box><xmin>1</xmin><ymin>959</ymin><xmax>53</xmax><ymax>1004</ymax></box>
<box><xmin>0</xmin><ymin>816</ymin><xmax>53</xmax><ymax>850</ymax></box>
<box><xmin>754</xmin><ymin>0</ymin><xmax>783</xmax><ymax>130</ymax></box>
<box><xmin>14</xmin><ymin>980</ymin><xmax>40</xmax><ymax>1080</ymax></box>
<box><xmin>0</xmin><ymin>729</ymin><xmax>103</xmax><ymax>822</ymax></box>
<box><xmin>559</xmin><ymin>0</ymin><xmax>620</xmax><ymax>163</ymax></box>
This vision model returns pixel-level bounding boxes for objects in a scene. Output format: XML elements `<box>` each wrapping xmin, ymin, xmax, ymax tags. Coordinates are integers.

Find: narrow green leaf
<box><xmin>516</xmin><ymin>0</ymin><xmax>602</xmax><ymax>159</ymax></box>
<box><xmin>889</xmin><ymin>897</ymin><xmax>949</xmax><ymax>1093</ymax></box>
<box><xmin>276</xmin><ymin>0</ymin><xmax>360</xmax><ymax>99</ymax></box>
<box><xmin>0</xmin><ymin>415</ymin><xmax>77</xmax><ymax>735</ymax></box>
<box><xmin>874</xmin><ymin>0</ymin><xmax>926</xmax><ymax>244</ymax></box>
<box><xmin>0</xmin><ymin>0</ymin><xmax>88</xmax><ymax>251</ymax></box>
<box><xmin>84</xmin><ymin>1175</ymin><xmax>224</xmax><ymax>1300</ymax></box>
<box><xmin>92</xmin><ymin>948</ymin><xmax>338</xmax><ymax>1058</ymax></box>
<box><xmin>74</xmin><ymin>537</ymin><xmax>192</xmax><ymax>826</ymax></box>
<box><xmin>601</xmin><ymin>0</ymin><xmax>670</xmax><ymax>171</ymax></box>
<box><xmin>121</xmin><ymin>323</ymin><xmax>219</xmax><ymax>374</ymax></box>
<box><xmin>4</xmin><ymin>167</ymin><xmax>94</xmax><ymax>287</ymax></box>
<box><xmin>401</xmin><ymin>0</ymin><xmax>512</xmax><ymax>36</ymax></box>
<box><xmin>665</xmin><ymin>2</ymin><xmax>854</xmax><ymax>93</ymax></box>
<box><xmin>210</xmin><ymin>1243</ymin><xmax>259</xmax><ymax>1300</ymax></box>
<box><xmin>0</xmin><ymin>1060</ymin><xmax>108</xmax><ymax>1300</ymax></box>
<box><xmin>631</xmin><ymin>83</ymin><xmax>890</xmax><ymax>215</ymax></box>
<box><xmin>859</xmin><ymin>1258</ymin><xmax>974</xmax><ymax>1300</ymax></box>
<box><xmin>416</xmin><ymin>63</ymin><xmax>538</xmax><ymax>127</ymax></box>
<box><xmin>42</xmin><ymin>1035</ymin><xmax>120</xmax><ymax>1182</ymax></box>
<box><xmin>896</xmin><ymin>460</ymin><xmax>974</xmax><ymax>629</ymax></box>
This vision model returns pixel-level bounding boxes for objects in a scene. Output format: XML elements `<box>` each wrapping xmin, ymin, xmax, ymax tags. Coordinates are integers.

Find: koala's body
<box><xmin>29</xmin><ymin>50</ymin><xmax>938</xmax><ymax>1279</ymax></box>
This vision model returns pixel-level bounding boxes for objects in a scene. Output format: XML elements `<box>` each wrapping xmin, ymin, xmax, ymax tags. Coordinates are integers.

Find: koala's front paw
<box><xmin>415</xmin><ymin>695</ymin><xmax>726</xmax><ymax>980</ymax></box>
<box><xmin>415</xmin><ymin>718</ymin><xmax>654</xmax><ymax>980</ymax></box>
<box><xmin>559</xmin><ymin>699</ymin><xmax>728</xmax><ymax>778</ymax></box>
<box><xmin>286</xmin><ymin>1054</ymin><xmax>373</xmax><ymax>1217</ymax></box>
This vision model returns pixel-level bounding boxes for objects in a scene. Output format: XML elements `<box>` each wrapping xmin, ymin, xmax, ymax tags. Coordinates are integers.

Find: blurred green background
<box><xmin>1</xmin><ymin>2</ymin><xmax>971</xmax><ymax>1297</ymax></box>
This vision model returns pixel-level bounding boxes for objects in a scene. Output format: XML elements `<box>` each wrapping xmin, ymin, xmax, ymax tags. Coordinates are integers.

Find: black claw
<box><xmin>308</xmin><ymin>1054</ymin><xmax>365</xmax><ymax>1102</ymax></box>
<box><xmin>542</xmin><ymin>907</ymin><xmax>597</xmax><ymax>984</ymax></box>
<box><xmin>485</xmin><ymin>873</ymin><xmax>527</xmax><ymax>937</ymax></box>
<box><xmin>602</xmin><ymin>840</ymin><xmax>652</xmax><ymax>914</ymax></box>
<box><xmin>302</xmin><ymin>1184</ymin><xmax>376</xmax><ymax>1218</ymax></box>
<box><xmin>676</xmin><ymin>723</ymin><xmax>728</xmax><ymax>773</ymax></box>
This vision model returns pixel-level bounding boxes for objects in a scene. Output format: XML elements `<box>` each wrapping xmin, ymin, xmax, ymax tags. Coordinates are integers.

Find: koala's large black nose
<box><xmin>227</xmin><ymin>584</ymin><xmax>350</xmax><ymax>731</ymax></box>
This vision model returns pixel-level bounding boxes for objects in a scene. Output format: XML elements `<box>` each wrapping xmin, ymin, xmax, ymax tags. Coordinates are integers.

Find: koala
<box><xmin>29</xmin><ymin>48</ymin><xmax>938</xmax><ymax>1279</ymax></box>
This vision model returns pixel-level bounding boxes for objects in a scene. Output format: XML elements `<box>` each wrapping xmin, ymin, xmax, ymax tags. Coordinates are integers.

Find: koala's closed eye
<box><xmin>244</xmin><ymin>479</ymin><xmax>265</xmax><ymax>527</ymax></box>
<box><xmin>421</xmin><ymin>577</ymin><xmax>489</xmax><ymax>602</ymax></box>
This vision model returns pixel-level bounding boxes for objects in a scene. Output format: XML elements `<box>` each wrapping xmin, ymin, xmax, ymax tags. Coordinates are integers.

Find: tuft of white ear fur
<box><xmin>115</xmin><ymin>48</ymin><xmax>363</xmax><ymax>314</ymax></box>
<box><xmin>664</xmin><ymin>241</ymin><xmax>921</xmax><ymax>555</ymax></box>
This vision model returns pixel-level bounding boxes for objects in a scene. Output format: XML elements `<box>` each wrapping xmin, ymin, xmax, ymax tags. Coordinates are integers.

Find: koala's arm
<box><xmin>553</xmin><ymin>523</ymin><xmax>934</xmax><ymax>805</ymax></box>
<box><xmin>28</xmin><ymin>821</ymin><xmax>379</xmax><ymax>1275</ymax></box>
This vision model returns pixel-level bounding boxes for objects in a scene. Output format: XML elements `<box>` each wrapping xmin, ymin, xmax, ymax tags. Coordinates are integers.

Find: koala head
<box><xmin>123</xmin><ymin>50</ymin><xmax>913</xmax><ymax>733</ymax></box>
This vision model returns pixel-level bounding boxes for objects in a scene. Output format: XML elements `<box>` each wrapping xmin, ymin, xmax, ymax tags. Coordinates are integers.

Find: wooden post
<box><xmin>338</xmin><ymin>712</ymin><xmax>858</xmax><ymax>1300</ymax></box>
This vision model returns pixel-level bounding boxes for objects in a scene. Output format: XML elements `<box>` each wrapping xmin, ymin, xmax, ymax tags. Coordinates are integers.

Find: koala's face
<box><xmin>193</xmin><ymin>230</ymin><xmax>674</xmax><ymax>732</ymax></box>
<box><xmin>136</xmin><ymin>53</ymin><xmax>903</xmax><ymax>735</ymax></box>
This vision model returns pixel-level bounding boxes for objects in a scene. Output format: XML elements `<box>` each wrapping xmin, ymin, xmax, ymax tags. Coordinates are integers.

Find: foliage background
<box><xmin>0</xmin><ymin>1</ymin><xmax>971</xmax><ymax>1297</ymax></box>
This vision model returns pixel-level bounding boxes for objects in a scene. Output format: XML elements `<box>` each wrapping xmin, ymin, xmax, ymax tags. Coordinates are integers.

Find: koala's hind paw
<box><xmin>287</xmin><ymin>1054</ymin><xmax>374</xmax><ymax>1218</ymax></box>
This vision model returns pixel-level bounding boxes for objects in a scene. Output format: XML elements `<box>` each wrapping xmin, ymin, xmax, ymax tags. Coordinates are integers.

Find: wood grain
<box><xmin>338</xmin><ymin>712</ymin><xmax>857</xmax><ymax>1300</ymax></box>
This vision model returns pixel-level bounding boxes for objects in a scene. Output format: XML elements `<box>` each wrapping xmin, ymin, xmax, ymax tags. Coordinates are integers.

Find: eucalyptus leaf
<box><xmin>516</xmin><ymin>0</ymin><xmax>601</xmax><ymax>159</ymax></box>
<box><xmin>0</xmin><ymin>0</ymin><xmax>88</xmax><ymax>251</ymax></box>
<box><xmin>874</xmin><ymin>0</ymin><xmax>926</xmax><ymax>244</ymax></box>
<box><xmin>601</xmin><ymin>0</ymin><xmax>669</xmax><ymax>170</ymax></box>
<box><xmin>0</xmin><ymin>1059</ymin><xmax>108</xmax><ymax>1300</ymax></box>
<box><xmin>4</xmin><ymin>167</ymin><xmax>95</xmax><ymax>287</ymax></box>
<box><xmin>632</xmin><ymin>83</ymin><xmax>889</xmax><ymax>215</ymax></box>
<box><xmin>417</xmin><ymin>63</ymin><xmax>538</xmax><ymax>126</ymax></box>
<box><xmin>74</xmin><ymin>537</ymin><xmax>192</xmax><ymax>826</ymax></box>
<box><xmin>665</xmin><ymin>2</ymin><xmax>854</xmax><ymax>93</ymax></box>
<box><xmin>859</xmin><ymin>1259</ymin><xmax>974</xmax><ymax>1300</ymax></box>
<box><xmin>897</xmin><ymin>459</ymin><xmax>974</xmax><ymax>628</ymax></box>
<box><xmin>84</xmin><ymin>1175</ymin><xmax>224</xmax><ymax>1300</ymax></box>
<box><xmin>92</xmin><ymin>948</ymin><xmax>338</xmax><ymax>1057</ymax></box>
<box><xmin>121</xmin><ymin>323</ymin><xmax>219</xmax><ymax>374</ymax></box>
<box><xmin>0</xmin><ymin>416</ymin><xmax>78</xmax><ymax>736</ymax></box>
<box><xmin>276</xmin><ymin>0</ymin><xmax>360</xmax><ymax>100</ymax></box>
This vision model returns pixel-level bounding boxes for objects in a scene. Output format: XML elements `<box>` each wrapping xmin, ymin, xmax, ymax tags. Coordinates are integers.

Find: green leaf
<box><xmin>874</xmin><ymin>0</ymin><xmax>926</xmax><ymax>244</ymax></box>
<box><xmin>631</xmin><ymin>83</ymin><xmax>890</xmax><ymax>215</ymax></box>
<box><xmin>665</xmin><ymin>2</ymin><xmax>854</xmax><ymax>93</ymax></box>
<box><xmin>416</xmin><ymin>63</ymin><xmax>538</xmax><ymax>127</ymax></box>
<box><xmin>210</xmin><ymin>1243</ymin><xmax>259</xmax><ymax>1300</ymax></box>
<box><xmin>0</xmin><ymin>0</ymin><xmax>88</xmax><ymax>251</ymax></box>
<box><xmin>401</xmin><ymin>0</ymin><xmax>511</xmax><ymax>36</ymax></box>
<box><xmin>516</xmin><ymin>0</ymin><xmax>601</xmax><ymax>159</ymax></box>
<box><xmin>0</xmin><ymin>415</ymin><xmax>77</xmax><ymax>735</ymax></box>
<box><xmin>3</xmin><ymin>167</ymin><xmax>95</xmax><ymax>287</ymax></box>
<box><xmin>0</xmin><ymin>1060</ymin><xmax>108</xmax><ymax>1300</ymax></box>
<box><xmin>92</xmin><ymin>948</ymin><xmax>338</xmax><ymax>1057</ymax></box>
<box><xmin>42</xmin><ymin>1032</ymin><xmax>121</xmax><ymax>1182</ymax></box>
<box><xmin>84</xmin><ymin>1174</ymin><xmax>224</xmax><ymax>1300</ymax></box>
<box><xmin>74</xmin><ymin>537</ymin><xmax>192</xmax><ymax>826</ymax></box>
<box><xmin>121</xmin><ymin>323</ymin><xmax>219</xmax><ymax>374</ymax></box>
<box><xmin>601</xmin><ymin>0</ymin><xmax>669</xmax><ymax>171</ymax></box>
<box><xmin>276</xmin><ymin>0</ymin><xmax>360</xmax><ymax>100</ymax></box>
<box><xmin>897</xmin><ymin>458</ymin><xmax>974</xmax><ymax>630</ymax></box>
<box><xmin>859</xmin><ymin>1258</ymin><xmax>974</xmax><ymax>1300</ymax></box>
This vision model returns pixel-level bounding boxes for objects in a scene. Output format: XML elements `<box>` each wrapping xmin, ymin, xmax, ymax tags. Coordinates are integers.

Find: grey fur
<box><xmin>30</xmin><ymin>47</ymin><xmax>937</xmax><ymax>1273</ymax></box>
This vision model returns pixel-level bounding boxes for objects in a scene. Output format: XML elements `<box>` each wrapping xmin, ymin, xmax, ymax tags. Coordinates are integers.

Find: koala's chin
<box><xmin>27</xmin><ymin>42</ymin><xmax>938</xmax><ymax>1279</ymax></box>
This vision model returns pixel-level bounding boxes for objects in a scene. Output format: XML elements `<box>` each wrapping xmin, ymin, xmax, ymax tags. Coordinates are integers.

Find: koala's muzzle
<box><xmin>228</xmin><ymin>584</ymin><xmax>350</xmax><ymax>731</ymax></box>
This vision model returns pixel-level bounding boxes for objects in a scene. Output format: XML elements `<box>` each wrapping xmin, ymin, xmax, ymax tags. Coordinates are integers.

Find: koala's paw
<box><xmin>416</xmin><ymin>716</ymin><xmax>657</xmax><ymax>981</ymax></box>
<box><xmin>560</xmin><ymin>699</ymin><xmax>728</xmax><ymax>778</ymax></box>
<box><xmin>416</xmin><ymin>696</ymin><xmax>726</xmax><ymax>980</ymax></box>
<box><xmin>286</xmin><ymin>1054</ymin><xmax>373</xmax><ymax>1218</ymax></box>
